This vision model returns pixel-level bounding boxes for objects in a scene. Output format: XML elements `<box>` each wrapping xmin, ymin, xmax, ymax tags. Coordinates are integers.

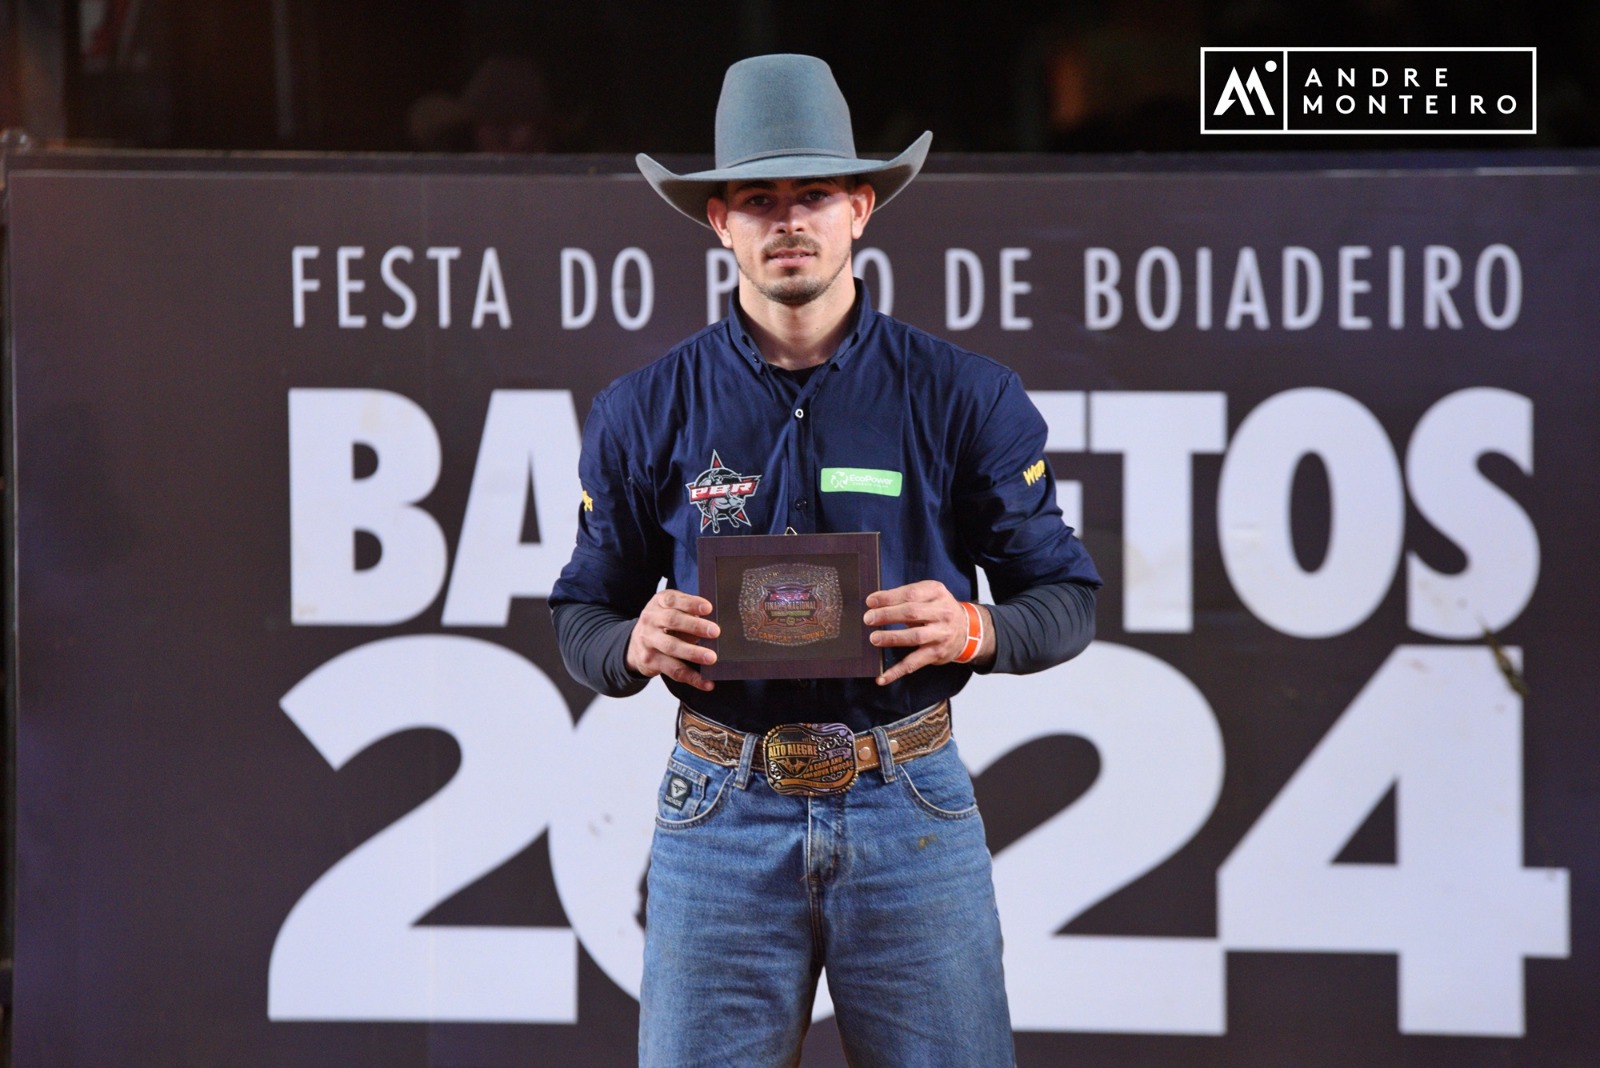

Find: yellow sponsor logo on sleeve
<box><xmin>581</xmin><ymin>488</ymin><xmax>594</xmax><ymax>512</ymax></box>
<box><xmin>1022</xmin><ymin>459</ymin><xmax>1047</xmax><ymax>486</ymax></box>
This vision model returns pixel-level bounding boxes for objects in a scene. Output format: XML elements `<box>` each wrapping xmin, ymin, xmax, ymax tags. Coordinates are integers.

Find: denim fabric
<box><xmin>640</xmin><ymin>723</ymin><xmax>1015</xmax><ymax>1068</ymax></box>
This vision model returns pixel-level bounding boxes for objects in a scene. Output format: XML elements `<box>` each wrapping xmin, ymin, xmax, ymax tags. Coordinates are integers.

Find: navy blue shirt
<box><xmin>550</xmin><ymin>284</ymin><xmax>1100</xmax><ymax>734</ymax></box>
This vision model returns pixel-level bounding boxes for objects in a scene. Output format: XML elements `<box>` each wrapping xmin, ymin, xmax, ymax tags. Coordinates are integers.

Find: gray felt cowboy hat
<box><xmin>637</xmin><ymin>54</ymin><xmax>932</xmax><ymax>228</ymax></box>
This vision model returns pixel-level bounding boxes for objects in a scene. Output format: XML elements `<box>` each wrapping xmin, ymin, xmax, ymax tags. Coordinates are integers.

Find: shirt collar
<box><xmin>724</xmin><ymin>279</ymin><xmax>875</xmax><ymax>375</ymax></box>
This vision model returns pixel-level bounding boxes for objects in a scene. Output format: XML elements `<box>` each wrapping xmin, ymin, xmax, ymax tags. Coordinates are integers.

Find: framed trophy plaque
<box><xmin>697</xmin><ymin>532</ymin><xmax>882</xmax><ymax>681</ymax></box>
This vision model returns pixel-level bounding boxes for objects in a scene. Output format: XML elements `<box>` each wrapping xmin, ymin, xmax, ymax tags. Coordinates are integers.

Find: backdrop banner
<box><xmin>6</xmin><ymin>156</ymin><xmax>1596</xmax><ymax>1066</ymax></box>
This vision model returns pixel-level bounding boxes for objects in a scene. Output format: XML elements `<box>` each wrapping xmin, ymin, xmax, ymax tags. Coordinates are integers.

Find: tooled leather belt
<box><xmin>675</xmin><ymin>700</ymin><xmax>952</xmax><ymax>797</ymax></box>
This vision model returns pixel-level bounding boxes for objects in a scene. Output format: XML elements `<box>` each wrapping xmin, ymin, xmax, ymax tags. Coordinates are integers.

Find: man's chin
<box><xmin>759</xmin><ymin>276</ymin><xmax>829</xmax><ymax>306</ymax></box>
<box><xmin>759</xmin><ymin>261</ymin><xmax>853</xmax><ymax>307</ymax></box>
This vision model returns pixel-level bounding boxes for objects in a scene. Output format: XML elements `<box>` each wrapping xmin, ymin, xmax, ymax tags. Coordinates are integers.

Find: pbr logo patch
<box><xmin>686</xmin><ymin>450</ymin><xmax>762</xmax><ymax>533</ymax></box>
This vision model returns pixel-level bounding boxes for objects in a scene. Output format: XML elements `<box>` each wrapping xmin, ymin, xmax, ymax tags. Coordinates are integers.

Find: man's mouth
<box><xmin>765</xmin><ymin>239</ymin><xmax>819</xmax><ymax>265</ymax></box>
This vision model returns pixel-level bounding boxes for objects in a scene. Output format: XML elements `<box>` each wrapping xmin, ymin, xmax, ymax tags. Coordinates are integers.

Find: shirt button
<box><xmin>794</xmin><ymin>408</ymin><xmax>804</xmax><ymax>419</ymax></box>
<box><xmin>795</xmin><ymin>498</ymin><xmax>809</xmax><ymax>510</ymax></box>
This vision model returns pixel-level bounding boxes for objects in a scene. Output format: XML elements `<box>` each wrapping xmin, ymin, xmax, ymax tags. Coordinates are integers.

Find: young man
<box><xmin>550</xmin><ymin>53</ymin><xmax>1100</xmax><ymax>1067</ymax></box>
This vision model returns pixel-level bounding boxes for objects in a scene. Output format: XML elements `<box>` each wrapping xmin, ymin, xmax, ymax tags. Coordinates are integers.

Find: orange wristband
<box><xmin>953</xmin><ymin>601</ymin><xmax>984</xmax><ymax>664</ymax></box>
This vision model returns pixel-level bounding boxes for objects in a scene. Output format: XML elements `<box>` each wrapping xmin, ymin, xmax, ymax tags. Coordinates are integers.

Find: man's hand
<box><xmin>627</xmin><ymin>590</ymin><xmax>719</xmax><ymax>693</ymax></box>
<box><xmin>864</xmin><ymin>580</ymin><xmax>994</xmax><ymax>685</ymax></box>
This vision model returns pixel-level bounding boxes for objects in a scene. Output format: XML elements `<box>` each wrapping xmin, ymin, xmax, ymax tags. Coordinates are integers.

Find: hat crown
<box><xmin>636</xmin><ymin>53</ymin><xmax>929</xmax><ymax>228</ymax></box>
<box><xmin>714</xmin><ymin>54</ymin><xmax>856</xmax><ymax>169</ymax></box>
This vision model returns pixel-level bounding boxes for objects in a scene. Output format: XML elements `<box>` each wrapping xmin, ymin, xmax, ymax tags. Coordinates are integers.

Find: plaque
<box><xmin>697</xmin><ymin>532</ymin><xmax>881</xmax><ymax>680</ymax></box>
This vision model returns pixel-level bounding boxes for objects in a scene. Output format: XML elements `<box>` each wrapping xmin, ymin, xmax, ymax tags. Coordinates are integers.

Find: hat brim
<box><xmin>637</xmin><ymin>130</ymin><xmax>932</xmax><ymax>228</ymax></box>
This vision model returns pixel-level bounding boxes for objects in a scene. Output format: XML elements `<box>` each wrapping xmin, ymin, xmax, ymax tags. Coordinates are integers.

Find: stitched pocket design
<box><xmin>898</xmin><ymin>747</ymin><xmax>980</xmax><ymax>821</ymax></box>
<box><xmin>655</xmin><ymin>752</ymin><xmax>735</xmax><ymax>829</ymax></box>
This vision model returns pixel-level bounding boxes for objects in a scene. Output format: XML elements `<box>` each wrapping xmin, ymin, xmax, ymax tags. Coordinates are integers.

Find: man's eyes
<box><xmin>737</xmin><ymin>188</ymin><xmax>835</xmax><ymax>208</ymax></box>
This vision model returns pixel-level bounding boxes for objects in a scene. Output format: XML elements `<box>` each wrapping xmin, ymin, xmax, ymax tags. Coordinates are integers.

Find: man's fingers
<box><xmin>628</xmin><ymin>589</ymin><xmax>722</xmax><ymax>680</ymax></box>
<box><xmin>865</xmin><ymin>580</ymin><xmax>946</xmax><ymax>610</ymax></box>
<box><xmin>640</xmin><ymin>591</ymin><xmax>717</xmax><ymax>635</ymax></box>
<box><xmin>635</xmin><ymin>643</ymin><xmax>716</xmax><ymax>690</ymax></box>
<box><xmin>659</xmin><ymin>659</ymin><xmax>715</xmax><ymax>692</ymax></box>
<box><xmin>863</xmin><ymin>601</ymin><xmax>956</xmax><ymax>628</ymax></box>
<box><xmin>864</xmin><ymin>578</ymin><xmax>972</xmax><ymax>683</ymax></box>
<box><xmin>658</xmin><ymin>610</ymin><xmax>720</xmax><ymax>640</ymax></box>
<box><xmin>863</xmin><ymin>582</ymin><xmax>958</xmax><ymax>627</ymax></box>
<box><xmin>876</xmin><ymin>646</ymin><xmax>939</xmax><ymax>686</ymax></box>
<box><xmin>657</xmin><ymin>633</ymin><xmax>717</xmax><ymax>666</ymax></box>
<box><xmin>656</xmin><ymin>589</ymin><xmax>714</xmax><ymax>616</ymax></box>
<box><xmin>870</xmin><ymin>625</ymin><xmax>935</xmax><ymax>648</ymax></box>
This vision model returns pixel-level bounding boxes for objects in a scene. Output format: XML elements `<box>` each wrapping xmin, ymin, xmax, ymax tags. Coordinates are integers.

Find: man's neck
<box><xmin>737</xmin><ymin>275</ymin><xmax>857</xmax><ymax>372</ymax></box>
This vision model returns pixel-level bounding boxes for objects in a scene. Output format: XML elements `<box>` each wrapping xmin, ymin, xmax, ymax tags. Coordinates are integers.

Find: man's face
<box><xmin>706</xmin><ymin>176</ymin><xmax>875</xmax><ymax>308</ymax></box>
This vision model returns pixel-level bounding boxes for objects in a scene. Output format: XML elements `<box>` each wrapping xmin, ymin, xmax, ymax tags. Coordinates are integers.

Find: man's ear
<box><xmin>706</xmin><ymin>195</ymin><xmax>735</xmax><ymax>249</ymax></box>
<box><xmin>850</xmin><ymin>181</ymin><xmax>876</xmax><ymax>240</ymax></box>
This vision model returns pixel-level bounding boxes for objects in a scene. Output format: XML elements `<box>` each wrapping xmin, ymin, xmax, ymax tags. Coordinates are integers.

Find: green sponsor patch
<box><xmin>820</xmin><ymin>467</ymin><xmax>903</xmax><ymax>497</ymax></box>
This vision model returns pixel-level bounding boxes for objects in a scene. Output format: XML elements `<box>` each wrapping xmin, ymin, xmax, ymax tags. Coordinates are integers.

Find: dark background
<box><xmin>5</xmin><ymin>158</ymin><xmax>1594</xmax><ymax>1068</ymax></box>
<box><xmin>1</xmin><ymin>0</ymin><xmax>1597</xmax><ymax>155</ymax></box>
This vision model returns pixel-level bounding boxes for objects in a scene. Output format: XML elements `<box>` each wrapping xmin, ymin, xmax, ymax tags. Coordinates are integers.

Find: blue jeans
<box><xmin>640</xmin><ymin>713</ymin><xmax>1016</xmax><ymax>1068</ymax></box>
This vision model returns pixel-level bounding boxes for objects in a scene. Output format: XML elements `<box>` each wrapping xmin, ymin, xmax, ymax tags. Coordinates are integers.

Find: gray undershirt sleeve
<box><xmin>552</xmin><ymin>601</ymin><xmax>650</xmax><ymax>698</ymax></box>
<box><xmin>980</xmin><ymin>580</ymin><xmax>1098</xmax><ymax>676</ymax></box>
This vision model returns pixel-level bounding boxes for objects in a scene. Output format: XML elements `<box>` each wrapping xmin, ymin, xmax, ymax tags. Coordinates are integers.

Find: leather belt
<box><xmin>676</xmin><ymin>700</ymin><xmax>952</xmax><ymax>796</ymax></box>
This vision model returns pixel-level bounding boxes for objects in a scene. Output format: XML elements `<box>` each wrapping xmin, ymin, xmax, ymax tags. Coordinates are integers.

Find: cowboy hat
<box><xmin>637</xmin><ymin>54</ymin><xmax>932</xmax><ymax>227</ymax></box>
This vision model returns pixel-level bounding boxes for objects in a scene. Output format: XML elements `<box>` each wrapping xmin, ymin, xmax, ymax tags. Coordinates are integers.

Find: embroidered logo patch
<box><xmin>820</xmin><ymin>467</ymin><xmax>903</xmax><ymax>497</ymax></box>
<box><xmin>686</xmin><ymin>450</ymin><xmax>762</xmax><ymax>533</ymax></box>
<box><xmin>581</xmin><ymin>488</ymin><xmax>594</xmax><ymax>512</ymax></box>
<box><xmin>1022</xmin><ymin>459</ymin><xmax>1047</xmax><ymax>486</ymax></box>
<box><xmin>664</xmin><ymin>774</ymin><xmax>692</xmax><ymax>810</ymax></box>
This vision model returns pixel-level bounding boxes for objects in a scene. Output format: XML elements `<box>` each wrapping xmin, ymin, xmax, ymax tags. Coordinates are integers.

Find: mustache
<box><xmin>763</xmin><ymin>235</ymin><xmax>820</xmax><ymax>258</ymax></box>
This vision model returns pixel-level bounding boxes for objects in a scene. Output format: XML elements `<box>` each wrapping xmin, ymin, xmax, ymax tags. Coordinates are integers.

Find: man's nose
<box><xmin>774</xmin><ymin>198</ymin><xmax>803</xmax><ymax>231</ymax></box>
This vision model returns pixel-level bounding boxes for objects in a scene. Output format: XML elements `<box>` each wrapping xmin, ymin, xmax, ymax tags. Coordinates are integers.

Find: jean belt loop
<box><xmin>870</xmin><ymin>725</ymin><xmax>897</xmax><ymax>782</ymax></box>
<box><xmin>734</xmin><ymin>730</ymin><xmax>759</xmax><ymax>789</ymax></box>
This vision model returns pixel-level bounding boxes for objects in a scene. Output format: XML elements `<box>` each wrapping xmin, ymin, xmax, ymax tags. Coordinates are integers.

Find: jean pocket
<box><xmin>898</xmin><ymin>744</ymin><xmax>980</xmax><ymax>821</ymax></box>
<box><xmin>655</xmin><ymin>749</ymin><xmax>735</xmax><ymax>829</ymax></box>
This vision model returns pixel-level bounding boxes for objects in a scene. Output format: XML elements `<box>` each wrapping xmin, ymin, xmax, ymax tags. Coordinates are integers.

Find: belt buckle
<box><xmin>762</xmin><ymin>722</ymin><xmax>858</xmax><ymax>796</ymax></box>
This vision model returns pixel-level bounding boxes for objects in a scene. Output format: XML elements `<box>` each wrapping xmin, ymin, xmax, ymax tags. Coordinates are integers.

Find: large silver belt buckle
<box><xmin>762</xmin><ymin>722</ymin><xmax>859</xmax><ymax>797</ymax></box>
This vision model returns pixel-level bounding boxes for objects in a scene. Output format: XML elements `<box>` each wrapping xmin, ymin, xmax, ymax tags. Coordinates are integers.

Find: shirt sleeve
<box><xmin>549</xmin><ymin>387</ymin><xmax>667</xmax><ymax>617</ymax></box>
<box><xmin>952</xmin><ymin>370</ymin><xmax>1102</xmax><ymax>603</ymax></box>
<box><xmin>549</xmin><ymin>388</ymin><xmax>670</xmax><ymax>695</ymax></box>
